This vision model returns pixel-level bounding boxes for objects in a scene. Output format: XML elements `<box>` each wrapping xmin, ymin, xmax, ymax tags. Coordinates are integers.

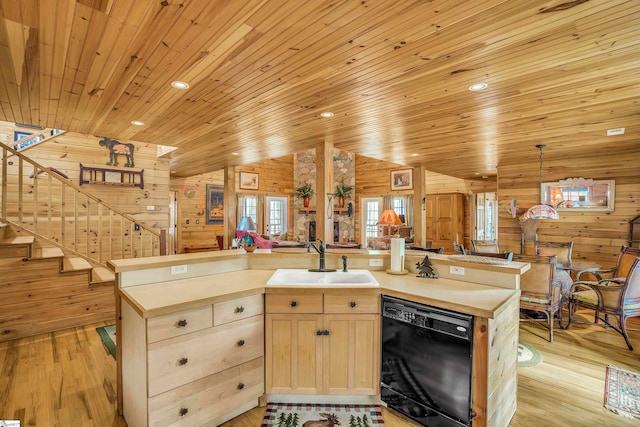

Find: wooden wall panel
<box><xmin>0</xmin><ymin>122</ymin><xmax>170</xmax><ymax>234</ymax></box>
<box><xmin>498</xmin><ymin>152</ymin><xmax>640</xmax><ymax>269</ymax></box>
<box><xmin>169</xmin><ymin>155</ymin><xmax>294</xmax><ymax>253</ymax></box>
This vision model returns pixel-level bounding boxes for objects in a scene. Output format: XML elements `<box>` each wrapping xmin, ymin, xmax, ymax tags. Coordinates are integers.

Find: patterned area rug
<box><xmin>517</xmin><ymin>342</ymin><xmax>543</xmax><ymax>367</ymax></box>
<box><xmin>604</xmin><ymin>365</ymin><xmax>640</xmax><ymax>419</ymax></box>
<box><xmin>261</xmin><ymin>403</ymin><xmax>384</xmax><ymax>426</ymax></box>
<box><xmin>95</xmin><ymin>324</ymin><xmax>116</xmax><ymax>359</ymax></box>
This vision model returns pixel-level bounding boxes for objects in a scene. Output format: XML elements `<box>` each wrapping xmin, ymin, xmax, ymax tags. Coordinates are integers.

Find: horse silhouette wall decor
<box><xmin>98</xmin><ymin>137</ymin><xmax>135</xmax><ymax>167</ymax></box>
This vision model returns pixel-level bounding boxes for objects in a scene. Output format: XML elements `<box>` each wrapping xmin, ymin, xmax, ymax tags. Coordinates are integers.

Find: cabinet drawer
<box><xmin>214</xmin><ymin>294</ymin><xmax>263</xmax><ymax>326</ymax></box>
<box><xmin>266</xmin><ymin>294</ymin><xmax>323</xmax><ymax>313</ymax></box>
<box><xmin>148</xmin><ymin>357</ymin><xmax>264</xmax><ymax>427</ymax></box>
<box><xmin>324</xmin><ymin>294</ymin><xmax>380</xmax><ymax>314</ymax></box>
<box><xmin>148</xmin><ymin>315</ymin><xmax>264</xmax><ymax>397</ymax></box>
<box><xmin>147</xmin><ymin>305</ymin><xmax>213</xmax><ymax>343</ymax></box>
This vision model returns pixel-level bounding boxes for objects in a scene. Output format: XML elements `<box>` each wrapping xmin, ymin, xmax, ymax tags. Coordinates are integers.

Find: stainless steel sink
<box><xmin>267</xmin><ymin>269</ymin><xmax>379</xmax><ymax>287</ymax></box>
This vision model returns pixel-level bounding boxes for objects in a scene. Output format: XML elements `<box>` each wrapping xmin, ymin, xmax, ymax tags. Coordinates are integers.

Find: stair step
<box><xmin>0</xmin><ymin>236</ymin><xmax>35</xmax><ymax>246</ymax></box>
<box><xmin>62</xmin><ymin>257</ymin><xmax>92</xmax><ymax>273</ymax></box>
<box><xmin>32</xmin><ymin>246</ymin><xmax>65</xmax><ymax>260</ymax></box>
<box><xmin>91</xmin><ymin>267</ymin><xmax>115</xmax><ymax>284</ymax></box>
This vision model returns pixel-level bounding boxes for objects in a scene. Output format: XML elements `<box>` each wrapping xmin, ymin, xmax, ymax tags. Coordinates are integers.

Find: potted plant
<box><xmin>295</xmin><ymin>182</ymin><xmax>315</xmax><ymax>207</ymax></box>
<box><xmin>334</xmin><ymin>181</ymin><xmax>353</xmax><ymax>208</ymax></box>
<box><xmin>240</xmin><ymin>234</ymin><xmax>256</xmax><ymax>252</ymax></box>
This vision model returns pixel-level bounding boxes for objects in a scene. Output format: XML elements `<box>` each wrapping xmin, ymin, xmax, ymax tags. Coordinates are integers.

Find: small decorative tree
<box><xmin>295</xmin><ymin>182</ymin><xmax>315</xmax><ymax>207</ymax></box>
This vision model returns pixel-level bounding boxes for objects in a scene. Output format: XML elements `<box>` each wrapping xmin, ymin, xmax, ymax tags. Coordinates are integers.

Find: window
<box><xmin>266</xmin><ymin>196</ymin><xmax>288</xmax><ymax>236</ymax></box>
<box><xmin>361</xmin><ymin>197</ymin><xmax>383</xmax><ymax>246</ymax></box>
<box><xmin>243</xmin><ymin>195</ymin><xmax>257</xmax><ymax>226</ymax></box>
<box><xmin>393</xmin><ymin>197</ymin><xmax>406</xmax><ymax>223</ymax></box>
<box><xmin>475</xmin><ymin>192</ymin><xmax>497</xmax><ymax>240</ymax></box>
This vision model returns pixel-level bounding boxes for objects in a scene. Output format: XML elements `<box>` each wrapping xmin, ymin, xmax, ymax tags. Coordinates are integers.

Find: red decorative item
<box><xmin>303</xmin><ymin>196</ymin><xmax>310</xmax><ymax>208</ymax></box>
<box><xmin>338</xmin><ymin>196</ymin><xmax>345</xmax><ymax>208</ymax></box>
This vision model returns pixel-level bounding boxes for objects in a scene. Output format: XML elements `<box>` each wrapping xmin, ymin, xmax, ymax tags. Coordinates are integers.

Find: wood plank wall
<box><xmin>498</xmin><ymin>152</ymin><xmax>640</xmax><ymax>269</ymax></box>
<box><xmin>0</xmin><ymin>122</ymin><xmax>170</xmax><ymax>256</ymax></box>
<box><xmin>170</xmin><ymin>156</ymin><xmax>294</xmax><ymax>253</ymax></box>
<box><xmin>356</xmin><ymin>155</ymin><xmax>497</xmax><ymax>248</ymax></box>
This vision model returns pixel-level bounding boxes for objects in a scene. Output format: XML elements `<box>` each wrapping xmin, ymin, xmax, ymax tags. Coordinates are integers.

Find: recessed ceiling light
<box><xmin>171</xmin><ymin>170</ymin><xmax>176</xmax><ymax>174</ymax></box>
<box><xmin>131</xmin><ymin>120</ymin><xmax>145</xmax><ymax>126</ymax></box>
<box><xmin>468</xmin><ymin>82</ymin><xmax>488</xmax><ymax>91</ymax></box>
<box><xmin>231</xmin><ymin>152</ymin><xmax>239</xmax><ymax>156</ymax></box>
<box><xmin>320</xmin><ymin>112</ymin><xmax>334</xmax><ymax>118</ymax></box>
<box><xmin>474</xmin><ymin>172</ymin><xmax>480</xmax><ymax>175</ymax></box>
<box><xmin>171</xmin><ymin>81</ymin><xmax>190</xmax><ymax>90</ymax></box>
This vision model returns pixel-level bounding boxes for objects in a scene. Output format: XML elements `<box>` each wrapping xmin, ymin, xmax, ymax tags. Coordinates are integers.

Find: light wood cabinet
<box><xmin>121</xmin><ymin>293</ymin><xmax>264</xmax><ymax>427</ymax></box>
<box><xmin>425</xmin><ymin>193</ymin><xmax>465</xmax><ymax>253</ymax></box>
<box><xmin>265</xmin><ymin>292</ymin><xmax>380</xmax><ymax>396</ymax></box>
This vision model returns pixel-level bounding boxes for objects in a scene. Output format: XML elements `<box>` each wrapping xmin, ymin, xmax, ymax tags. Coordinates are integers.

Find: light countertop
<box><xmin>119</xmin><ymin>269</ymin><xmax>518</xmax><ymax>320</ymax></box>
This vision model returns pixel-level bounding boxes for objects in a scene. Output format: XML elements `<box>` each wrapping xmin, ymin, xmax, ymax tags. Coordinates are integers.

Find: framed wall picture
<box><xmin>391</xmin><ymin>169</ymin><xmax>413</xmax><ymax>191</ymax></box>
<box><xmin>239</xmin><ymin>171</ymin><xmax>259</xmax><ymax>190</ymax></box>
<box><xmin>206</xmin><ymin>184</ymin><xmax>224</xmax><ymax>224</ymax></box>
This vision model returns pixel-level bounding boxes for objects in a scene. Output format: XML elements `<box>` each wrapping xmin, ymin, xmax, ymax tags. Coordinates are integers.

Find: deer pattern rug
<box><xmin>261</xmin><ymin>403</ymin><xmax>385</xmax><ymax>427</ymax></box>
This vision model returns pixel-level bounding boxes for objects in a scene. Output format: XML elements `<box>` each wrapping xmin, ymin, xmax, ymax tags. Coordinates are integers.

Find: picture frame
<box><xmin>206</xmin><ymin>184</ymin><xmax>224</xmax><ymax>224</ymax></box>
<box><xmin>391</xmin><ymin>169</ymin><xmax>413</xmax><ymax>191</ymax></box>
<box><xmin>239</xmin><ymin>171</ymin><xmax>259</xmax><ymax>190</ymax></box>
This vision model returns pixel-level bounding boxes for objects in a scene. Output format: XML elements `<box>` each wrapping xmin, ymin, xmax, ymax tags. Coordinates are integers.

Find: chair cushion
<box><xmin>520</xmin><ymin>296</ymin><xmax>552</xmax><ymax>305</ymax></box>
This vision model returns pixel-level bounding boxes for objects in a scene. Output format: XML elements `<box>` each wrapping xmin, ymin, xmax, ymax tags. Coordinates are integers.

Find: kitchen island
<box><xmin>109</xmin><ymin>249</ymin><xmax>526</xmax><ymax>427</ymax></box>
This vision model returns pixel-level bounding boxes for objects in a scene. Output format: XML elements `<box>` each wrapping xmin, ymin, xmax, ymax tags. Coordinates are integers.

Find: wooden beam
<box><xmin>413</xmin><ymin>166</ymin><xmax>426</xmax><ymax>248</ymax></box>
<box><xmin>224</xmin><ymin>165</ymin><xmax>236</xmax><ymax>250</ymax></box>
<box><xmin>316</xmin><ymin>139</ymin><xmax>334</xmax><ymax>244</ymax></box>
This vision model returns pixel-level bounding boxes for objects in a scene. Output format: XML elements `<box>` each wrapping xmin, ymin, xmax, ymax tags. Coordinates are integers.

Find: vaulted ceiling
<box><xmin>0</xmin><ymin>0</ymin><xmax>638</xmax><ymax>178</ymax></box>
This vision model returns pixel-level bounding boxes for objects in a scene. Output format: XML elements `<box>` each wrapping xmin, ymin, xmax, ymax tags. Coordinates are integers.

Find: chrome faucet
<box><xmin>308</xmin><ymin>239</ymin><xmax>336</xmax><ymax>272</ymax></box>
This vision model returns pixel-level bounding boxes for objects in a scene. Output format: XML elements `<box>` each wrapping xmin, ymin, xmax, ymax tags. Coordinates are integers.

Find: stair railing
<box><xmin>0</xmin><ymin>141</ymin><xmax>165</xmax><ymax>264</ymax></box>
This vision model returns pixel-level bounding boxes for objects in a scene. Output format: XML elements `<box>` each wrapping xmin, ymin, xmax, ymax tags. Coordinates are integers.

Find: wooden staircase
<box><xmin>0</xmin><ymin>222</ymin><xmax>115</xmax><ymax>342</ymax></box>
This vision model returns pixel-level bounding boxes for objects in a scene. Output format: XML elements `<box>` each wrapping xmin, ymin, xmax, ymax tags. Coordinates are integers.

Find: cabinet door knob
<box><xmin>323</xmin><ymin>330</ymin><xmax>330</xmax><ymax>336</ymax></box>
<box><xmin>176</xmin><ymin>319</ymin><xmax>188</xmax><ymax>328</ymax></box>
<box><xmin>179</xmin><ymin>357</ymin><xmax>188</xmax><ymax>366</ymax></box>
<box><xmin>237</xmin><ymin>339</ymin><xmax>245</xmax><ymax>347</ymax></box>
<box><xmin>234</xmin><ymin>306</ymin><xmax>245</xmax><ymax>314</ymax></box>
<box><xmin>350</xmin><ymin>301</ymin><xmax>357</xmax><ymax>308</ymax></box>
<box><xmin>290</xmin><ymin>301</ymin><xmax>297</xmax><ymax>307</ymax></box>
<box><xmin>316</xmin><ymin>330</ymin><xmax>323</xmax><ymax>336</ymax></box>
<box><xmin>179</xmin><ymin>407</ymin><xmax>188</xmax><ymax>416</ymax></box>
<box><xmin>237</xmin><ymin>383</ymin><xmax>245</xmax><ymax>390</ymax></box>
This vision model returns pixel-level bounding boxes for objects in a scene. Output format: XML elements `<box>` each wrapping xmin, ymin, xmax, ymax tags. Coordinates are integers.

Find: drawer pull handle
<box><xmin>176</xmin><ymin>319</ymin><xmax>188</xmax><ymax>328</ymax></box>
<box><xmin>350</xmin><ymin>301</ymin><xmax>357</xmax><ymax>308</ymax></box>
<box><xmin>237</xmin><ymin>383</ymin><xmax>245</xmax><ymax>390</ymax></box>
<box><xmin>290</xmin><ymin>301</ymin><xmax>297</xmax><ymax>307</ymax></box>
<box><xmin>179</xmin><ymin>357</ymin><xmax>188</xmax><ymax>366</ymax></box>
<box><xmin>237</xmin><ymin>339</ymin><xmax>245</xmax><ymax>347</ymax></box>
<box><xmin>179</xmin><ymin>407</ymin><xmax>188</xmax><ymax>416</ymax></box>
<box><xmin>234</xmin><ymin>306</ymin><xmax>245</xmax><ymax>314</ymax></box>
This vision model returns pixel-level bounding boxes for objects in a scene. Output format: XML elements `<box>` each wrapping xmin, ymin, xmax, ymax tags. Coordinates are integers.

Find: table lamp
<box><xmin>237</xmin><ymin>216</ymin><xmax>256</xmax><ymax>232</ymax></box>
<box><xmin>377</xmin><ymin>210</ymin><xmax>403</xmax><ymax>236</ymax></box>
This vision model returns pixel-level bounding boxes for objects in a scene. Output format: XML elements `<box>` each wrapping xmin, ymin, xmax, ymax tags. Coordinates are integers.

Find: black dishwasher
<box><xmin>381</xmin><ymin>295</ymin><xmax>474</xmax><ymax>427</ymax></box>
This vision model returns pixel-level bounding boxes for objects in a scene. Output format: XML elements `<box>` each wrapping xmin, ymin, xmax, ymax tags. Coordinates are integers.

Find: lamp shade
<box><xmin>522</xmin><ymin>204</ymin><xmax>559</xmax><ymax>220</ymax></box>
<box><xmin>237</xmin><ymin>216</ymin><xmax>256</xmax><ymax>231</ymax></box>
<box><xmin>377</xmin><ymin>210</ymin><xmax>403</xmax><ymax>226</ymax></box>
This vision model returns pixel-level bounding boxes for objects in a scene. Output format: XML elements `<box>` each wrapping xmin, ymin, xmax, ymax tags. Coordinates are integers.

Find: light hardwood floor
<box><xmin>0</xmin><ymin>315</ymin><xmax>638</xmax><ymax>426</ymax></box>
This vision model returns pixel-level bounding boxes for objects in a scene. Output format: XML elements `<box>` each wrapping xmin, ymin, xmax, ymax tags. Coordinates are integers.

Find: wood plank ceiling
<box><xmin>0</xmin><ymin>0</ymin><xmax>638</xmax><ymax>178</ymax></box>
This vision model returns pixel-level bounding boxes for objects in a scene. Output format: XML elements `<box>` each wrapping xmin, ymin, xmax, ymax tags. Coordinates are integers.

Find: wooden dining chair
<box><xmin>576</xmin><ymin>245</ymin><xmax>640</xmax><ymax>282</ymax></box>
<box><xmin>471</xmin><ymin>239</ymin><xmax>499</xmax><ymax>253</ymax></box>
<box><xmin>452</xmin><ymin>241</ymin><xmax>465</xmax><ymax>254</ymax></box>
<box><xmin>566</xmin><ymin>257</ymin><xmax>640</xmax><ymax>350</ymax></box>
<box><xmin>409</xmin><ymin>247</ymin><xmax>444</xmax><ymax>254</ymax></box>
<box><xmin>513</xmin><ymin>254</ymin><xmax>561</xmax><ymax>342</ymax></box>
<box><xmin>535</xmin><ymin>241</ymin><xmax>574</xmax><ymax>266</ymax></box>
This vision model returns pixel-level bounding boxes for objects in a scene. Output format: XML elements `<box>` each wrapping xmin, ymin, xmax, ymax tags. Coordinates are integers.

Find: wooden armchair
<box><xmin>576</xmin><ymin>245</ymin><xmax>640</xmax><ymax>283</ymax></box>
<box><xmin>471</xmin><ymin>239</ymin><xmax>499</xmax><ymax>253</ymax></box>
<box><xmin>535</xmin><ymin>241</ymin><xmax>573</xmax><ymax>266</ymax></box>
<box><xmin>513</xmin><ymin>254</ymin><xmax>561</xmax><ymax>342</ymax></box>
<box><xmin>566</xmin><ymin>258</ymin><xmax>640</xmax><ymax>350</ymax></box>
